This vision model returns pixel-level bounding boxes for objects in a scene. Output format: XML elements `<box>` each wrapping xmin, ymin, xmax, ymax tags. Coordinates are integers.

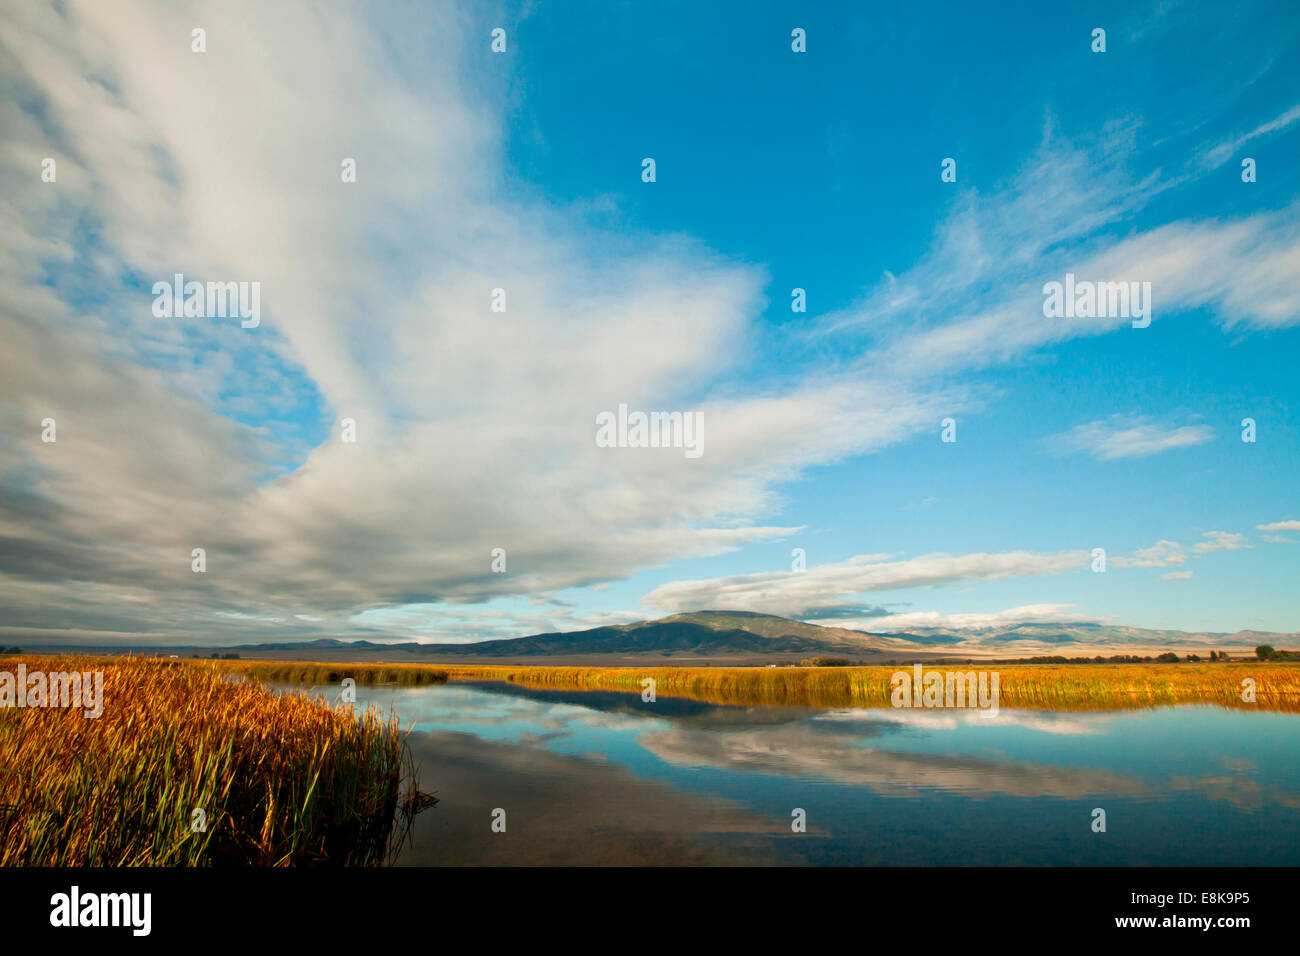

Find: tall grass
<box><xmin>428</xmin><ymin>662</ymin><xmax>1300</xmax><ymax>711</ymax></box>
<box><xmin>0</xmin><ymin>656</ymin><xmax>432</xmax><ymax>866</ymax></box>
<box><xmin>212</xmin><ymin>660</ymin><xmax>448</xmax><ymax>688</ymax></box>
<box><xmin>213</xmin><ymin>658</ymin><xmax>1300</xmax><ymax>711</ymax></box>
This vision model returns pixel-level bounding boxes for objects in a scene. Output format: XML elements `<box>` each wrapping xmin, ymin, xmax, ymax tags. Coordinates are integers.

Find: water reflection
<box><xmin>398</xmin><ymin>730</ymin><xmax>779</xmax><ymax>865</ymax></box>
<box><xmin>283</xmin><ymin>681</ymin><xmax>1300</xmax><ymax>865</ymax></box>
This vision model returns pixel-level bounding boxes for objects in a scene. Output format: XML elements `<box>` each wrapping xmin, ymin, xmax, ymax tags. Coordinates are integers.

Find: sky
<box><xmin>0</xmin><ymin>0</ymin><xmax>1297</xmax><ymax>647</ymax></box>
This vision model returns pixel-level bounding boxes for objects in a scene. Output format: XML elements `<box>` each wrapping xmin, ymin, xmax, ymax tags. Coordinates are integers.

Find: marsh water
<box><xmin>290</xmin><ymin>680</ymin><xmax>1300</xmax><ymax>866</ymax></box>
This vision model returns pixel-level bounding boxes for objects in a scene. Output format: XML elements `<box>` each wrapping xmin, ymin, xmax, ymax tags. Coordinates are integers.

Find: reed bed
<box><xmin>210</xmin><ymin>657</ymin><xmax>1300</xmax><ymax>711</ymax></box>
<box><xmin>429</xmin><ymin>662</ymin><xmax>1300</xmax><ymax>712</ymax></box>
<box><xmin>211</xmin><ymin>660</ymin><xmax>448</xmax><ymax>688</ymax></box>
<box><xmin>0</xmin><ymin>656</ymin><xmax>430</xmax><ymax>866</ymax></box>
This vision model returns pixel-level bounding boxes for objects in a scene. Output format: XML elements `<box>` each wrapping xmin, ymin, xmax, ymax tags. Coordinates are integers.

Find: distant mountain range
<box><xmin>212</xmin><ymin>611</ymin><xmax>1293</xmax><ymax>660</ymax></box>
<box><xmin>386</xmin><ymin>611</ymin><xmax>919</xmax><ymax>657</ymax></box>
<box><xmin>17</xmin><ymin>611</ymin><xmax>1292</xmax><ymax>661</ymax></box>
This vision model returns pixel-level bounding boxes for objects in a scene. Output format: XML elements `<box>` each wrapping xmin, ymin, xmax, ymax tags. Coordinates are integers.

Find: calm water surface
<box><xmin>291</xmin><ymin>681</ymin><xmax>1300</xmax><ymax>866</ymax></box>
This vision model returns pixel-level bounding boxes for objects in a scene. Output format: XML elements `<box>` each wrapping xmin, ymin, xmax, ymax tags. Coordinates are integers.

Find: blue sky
<box><xmin>1</xmin><ymin>0</ymin><xmax>1297</xmax><ymax>645</ymax></box>
<box><xmin>475</xmin><ymin>0</ymin><xmax>1300</xmax><ymax>635</ymax></box>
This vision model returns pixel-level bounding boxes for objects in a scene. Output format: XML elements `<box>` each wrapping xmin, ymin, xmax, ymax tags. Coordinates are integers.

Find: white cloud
<box><xmin>640</xmin><ymin>550</ymin><xmax>1087</xmax><ymax>617</ymax></box>
<box><xmin>1052</xmin><ymin>416</ymin><xmax>1214</xmax><ymax>461</ymax></box>
<box><xmin>1257</xmin><ymin>520</ymin><xmax>1300</xmax><ymax>532</ymax></box>
<box><xmin>0</xmin><ymin>1</ymin><xmax>952</xmax><ymax>638</ymax></box>
<box><xmin>1111</xmin><ymin>540</ymin><xmax>1187</xmax><ymax>568</ymax></box>
<box><xmin>819</xmin><ymin>128</ymin><xmax>1300</xmax><ymax>385</ymax></box>
<box><xmin>1111</xmin><ymin>530</ymin><xmax>1256</xmax><ymax>573</ymax></box>
<box><xmin>1192</xmin><ymin>531</ymin><xmax>1251</xmax><ymax>553</ymax></box>
<box><xmin>1201</xmin><ymin>103</ymin><xmax>1300</xmax><ymax>169</ymax></box>
<box><xmin>824</xmin><ymin>603</ymin><xmax>1088</xmax><ymax>633</ymax></box>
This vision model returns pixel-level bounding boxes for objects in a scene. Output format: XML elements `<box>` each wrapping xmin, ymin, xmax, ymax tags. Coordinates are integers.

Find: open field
<box><xmin>209</xmin><ymin>658</ymin><xmax>1300</xmax><ymax>712</ymax></box>
<box><xmin>0</xmin><ymin>656</ymin><xmax>429</xmax><ymax>866</ymax></box>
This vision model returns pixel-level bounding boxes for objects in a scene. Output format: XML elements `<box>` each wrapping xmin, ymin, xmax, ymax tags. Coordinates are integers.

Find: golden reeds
<box><xmin>210</xmin><ymin>660</ymin><xmax>449</xmax><ymax>688</ymax></box>
<box><xmin>0</xmin><ymin>656</ymin><xmax>430</xmax><ymax>866</ymax></box>
<box><xmin>218</xmin><ymin>658</ymin><xmax>1300</xmax><ymax>711</ymax></box>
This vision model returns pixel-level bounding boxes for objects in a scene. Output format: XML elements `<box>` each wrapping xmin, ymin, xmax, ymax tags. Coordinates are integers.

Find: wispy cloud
<box><xmin>818</xmin><ymin>129</ymin><xmax>1300</xmax><ymax>385</ymax></box>
<box><xmin>1113</xmin><ymin>530</ymin><xmax>1254</xmax><ymax>571</ymax></box>
<box><xmin>640</xmin><ymin>551</ymin><xmax>1087</xmax><ymax>618</ymax></box>
<box><xmin>1112</xmin><ymin>540</ymin><xmax>1188</xmax><ymax>568</ymax></box>
<box><xmin>1201</xmin><ymin>103</ymin><xmax>1300</xmax><ymax>169</ymax></box>
<box><xmin>826</xmin><ymin>603</ymin><xmax>1090</xmax><ymax>633</ymax></box>
<box><xmin>1192</xmin><ymin>531</ymin><xmax>1251</xmax><ymax>553</ymax></box>
<box><xmin>1051</xmin><ymin>416</ymin><xmax>1214</xmax><ymax>461</ymax></box>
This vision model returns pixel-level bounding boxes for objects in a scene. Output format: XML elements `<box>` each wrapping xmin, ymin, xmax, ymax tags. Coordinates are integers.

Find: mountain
<box><xmin>382</xmin><ymin>613</ymin><xmax>1295</xmax><ymax>660</ymax></box>
<box><xmin>886</xmin><ymin>621</ymin><xmax>1291</xmax><ymax>648</ymax></box>
<box><xmin>17</xmin><ymin>613</ymin><xmax>1293</xmax><ymax>662</ymax></box>
<box><xmin>397</xmin><ymin>611</ymin><xmax>895</xmax><ymax>658</ymax></box>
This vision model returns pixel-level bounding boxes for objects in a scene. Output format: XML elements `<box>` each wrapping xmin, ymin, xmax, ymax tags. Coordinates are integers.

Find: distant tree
<box><xmin>1156</xmin><ymin>652</ymin><xmax>1180</xmax><ymax>663</ymax></box>
<box><xmin>1187</xmin><ymin>654</ymin><xmax>1201</xmax><ymax>662</ymax></box>
<box><xmin>1256</xmin><ymin>645</ymin><xmax>1277</xmax><ymax>660</ymax></box>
